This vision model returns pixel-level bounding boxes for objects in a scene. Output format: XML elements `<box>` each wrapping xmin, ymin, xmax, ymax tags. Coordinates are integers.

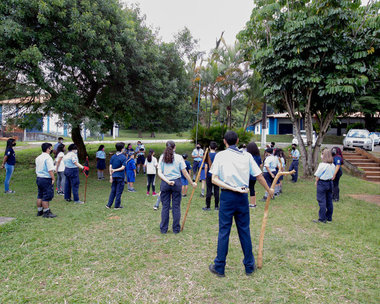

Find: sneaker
<box><xmin>114</xmin><ymin>206</ymin><xmax>124</xmax><ymax>210</ymax></box>
<box><xmin>202</xmin><ymin>207</ymin><xmax>211</xmax><ymax>211</ymax></box>
<box><xmin>152</xmin><ymin>192</ymin><xmax>158</xmax><ymax>196</ymax></box>
<box><xmin>37</xmin><ymin>210</ymin><xmax>43</xmax><ymax>216</ymax></box>
<box><xmin>260</xmin><ymin>197</ymin><xmax>267</xmax><ymax>202</ymax></box>
<box><xmin>208</xmin><ymin>264</ymin><xmax>225</xmax><ymax>277</ymax></box>
<box><xmin>146</xmin><ymin>191</ymin><xmax>150</xmax><ymax>196</ymax></box>
<box><xmin>249</xmin><ymin>204</ymin><xmax>257</xmax><ymax>208</ymax></box>
<box><xmin>59</xmin><ymin>192</ymin><xmax>64</xmax><ymax>196</ymax></box>
<box><xmin>182</xmin><ymin>194</ymin><xmax>187</xmax><ymax>197</ymax></box>
<box><xmin>200</xmin><ymin>193</ymin><xmax>205</xmax><ymax>198</ymax></box>
<box><xmin>131</xmin><ymin>189</ymin><xmax>137</xmax><ymax>192</ymax></box>
<box><xmin>312</xmin><ymin>219</ymin><xmax>326</xmax><ymax>223</ymax></box>
<box><xmin>4</xmin><ymin>190</ymin><xmax>15</xmax><ymax>194</ymax></box>
<box><xmin>105</xmin><ymin>205</ymin><xmax>111</xmax><ymax>209</ymax></box>
<box><xmin>214</xmin><ymin>207</ymin><xmax>219</xmax><ymax>210</ymax></box>
<box><xmin>74</xmin><ymin>200</ymin><xmax>84</xmax><ymax>204</ymax></box>
<box><xmin>43</xmin><ymin>210</ymin><xmax>57</xmax><ymax>218</ymax></box>
<box><xmin>65</xmin><ymin>199</ymin><xmax>72</xmax><ymax>202</ymax></box>
<box><xmin>153</xmin><ymin>206</ymin><xmax>158</xmax><ymax>211</ymax></box>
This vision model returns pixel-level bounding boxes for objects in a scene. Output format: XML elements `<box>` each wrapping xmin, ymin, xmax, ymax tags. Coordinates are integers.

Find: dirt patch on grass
<box><xmin>348</xmin><ymin>194</ymin><xmax>380</xmax><ymax>206</ymax></box>
<box><xmin>107</xmin><ymin>216</ymin><xmax>121</xmax><ymax>220</ymax></box>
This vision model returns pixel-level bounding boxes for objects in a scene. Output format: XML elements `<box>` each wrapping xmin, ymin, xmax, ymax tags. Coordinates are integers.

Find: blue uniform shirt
<box><xmin>291</xmin><ymin>149</ymin><xmax>300</xmax><ymax>160</ymax></box>
<box><xmin>159</xmin><ymin>153</ymin><xmax>186</xmax><ymax>181</ymax></box>
<box><xmin>207</xmin><ymin>152</ymin><xmax>217</xmax><ymax>177</ymax></box>
<box><xmin>63</xmin><ymin>151</ymin><xmax>79</xmax><ymax>168</ymax></box>
<box><xmin>210</xmin><ymin>146</ymin><xmax>261</xmax><ymax>188</ymax></box>
<box><xmin>181</xmin><ymin>160</ymin><xmax>192</xmax><ymax>179</ymax></box>
<box><xmin>314</xmin><ymin>163</ymin><xmax>336</xmax><ymax>180</ymax></box>
<box><xmin>126</xmin><ymin>158</ymin><xmax>136</xmax><ymax>171</ymax></box>
<box><xmin>250</xmin><ymin>155</ymin><xmax>262</xmax><ymax>181</ymax></box>
<box><xmin>110</xmin><ymin>153</ymin><xmax>128</xmax><ymax>178</ymax></box>
<box><xmin>4</xmin><ymin>147</ymin><xmax>16</xmax><ymax>165</ymax></box>
<box><xmin>333</xmin><ymin>156</ymin><xmax>342</xmax><ymax>172</ymax></box>
<box><xmin>96</xmin><ymin>151</ymin><xmax>106</xmax><ymax>159</ymax></box>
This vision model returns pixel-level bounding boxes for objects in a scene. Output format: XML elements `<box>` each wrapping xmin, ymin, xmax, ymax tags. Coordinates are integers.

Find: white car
<box><xmin>369</xmin><ymin>132</ymin><xmax>380</xmax><ymax>146</ymax></box>
<box><xmin>343</xmin><ymin>129</ymin><xmax>374</xmax><ymax>151</ymax></box>
<box><xmin>294</xmin><ymin>130</ymin><xmax>317</xmax><ymax>147</ymax></box>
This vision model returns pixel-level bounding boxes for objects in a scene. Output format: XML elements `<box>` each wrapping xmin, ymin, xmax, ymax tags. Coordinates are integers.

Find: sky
<box><xmin>123</xmin><ymin>0</ymin><xmax>254</xmax><ymax>52</ymax></box>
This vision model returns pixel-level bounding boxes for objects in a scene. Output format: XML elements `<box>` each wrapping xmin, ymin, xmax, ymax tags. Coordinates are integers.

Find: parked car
<box><xmin>369</xmin><ymin>132</ymin><xmax>380</xmax><ymax>146</ymax></box>
<box><xmin>294</xmin><ymin>130</ymin><xmax>317</xmax><ymax>147</ymax></box>
<box><xmin>343</xmin><ymin>129</ymin><xmax>374</xmax><ymax>151</ymax></box>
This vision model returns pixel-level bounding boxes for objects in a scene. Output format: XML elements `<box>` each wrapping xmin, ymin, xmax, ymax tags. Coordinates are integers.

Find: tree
<box><xmin>239</xmin><ymin>0</ymin><xmax>379</xmax><ymax>176</ymax></box>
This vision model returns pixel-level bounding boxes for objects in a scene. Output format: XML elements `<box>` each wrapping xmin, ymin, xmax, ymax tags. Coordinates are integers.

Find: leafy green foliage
<box><xmin>190</xmin><ymin>124</ymin><xmax>252</xmax><ymax>149</ymax></box>
<box><xmin>346</xmin><ymin>122</ymin><xmax>365</xmax><ymax>132</ymax></box>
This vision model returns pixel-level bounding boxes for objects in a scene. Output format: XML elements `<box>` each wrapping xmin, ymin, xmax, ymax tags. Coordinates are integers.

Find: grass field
<box><xmin>0</xmin><ymin>143</ymin><xmax>379</xmax><ymax>303</ymax></box>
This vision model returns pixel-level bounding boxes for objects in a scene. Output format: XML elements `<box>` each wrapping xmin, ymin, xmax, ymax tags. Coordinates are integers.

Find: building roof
<box><xmin>0</xmin><ymin>96</ymin><xmax>47</xmax><ymax>105</ymax></box>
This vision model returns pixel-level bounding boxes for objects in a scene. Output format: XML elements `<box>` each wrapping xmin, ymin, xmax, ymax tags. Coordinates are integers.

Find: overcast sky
<box><xmin>123</xmin><ymin>0</ymin><xmax>254</xmax><ymax>52</ymax></box>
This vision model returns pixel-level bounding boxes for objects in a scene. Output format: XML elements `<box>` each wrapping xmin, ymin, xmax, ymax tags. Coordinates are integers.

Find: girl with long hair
<box><xmin>246</xmin><ymin>142</ymin><xmax>262</xmax><ymax>207</ymax></box>
<box><xmin>144</xmin><ymin>149</ymin><xmax>158</xmax><ymax>196</ymax></box>
<box><xmin>157</xmin><ymin>141</ymin><xmax>196</xmax><ymax>234</ymax></box>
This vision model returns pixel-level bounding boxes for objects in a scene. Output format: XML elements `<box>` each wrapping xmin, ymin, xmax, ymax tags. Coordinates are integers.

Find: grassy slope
<box><xmin>0</xmin><ymin>144</ymin><xmax>379</xmax><ymax>303</ymax></box>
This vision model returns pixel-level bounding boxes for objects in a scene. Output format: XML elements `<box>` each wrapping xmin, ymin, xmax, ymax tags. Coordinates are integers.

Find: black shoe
<box><xmin>260</xmin><ymin>197</ymin><xmax>267</xmax><ymax>202</ymax></box>
<box><xmin>209</xmin><ymin>264</ymin><xmax>225</xmax><ymax>277</ymax></box>
<box><xmin>214</xmin><ymin>207</ymin><xmax>219</xmax><ymax>210</ymax></box>
<box><xmin>327</xmin><ymin>219</ymin><xmax>332</xmax><ymax>223</ymax></box>
<box><xmin>312</xmin><ymin>219</ymin><xmax>326</xmax><ymax>223</ymax></box>
<box><xmin>37</xmin><ymin>210</ymin><xmax>43</xmax><ymax>216</ymax></box>
<box><xmin>114</xmin><ymin>206</ymin><xmax>124</xmax><ymax>210</ymax></box>
<box><xmin>200</xmin><ymin>193</ymin><xmax>205</xmax><ymax>197</ymax></box>
<box><xmin>202</xmin><ymin>207</ymin><xmax>211</xmax><ymax>211</ymax></box>
<box><xmin>43</xmin><ymin>210</ymin><xmax>57</xmax><ymax>218</ymax></box>
<box><xmin>105</xmin><ymin>205</ymin><xmax>111</xmax><ymax>209</ymax></box>
<box><xmin>65</xmin><ymin>199</ymin><xmax>72</xmax><ymax>202</ymax></box>
<box><xmin>249</xmin><ymin>204</ymin><xmax>256</xmax><ymax>208</ymax></box>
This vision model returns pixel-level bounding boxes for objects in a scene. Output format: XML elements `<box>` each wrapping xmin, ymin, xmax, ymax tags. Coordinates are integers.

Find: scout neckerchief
<box><xmin>228</xmin><ymin>145</ymin><xmax>243</xmax><ymax>154</ymax></box>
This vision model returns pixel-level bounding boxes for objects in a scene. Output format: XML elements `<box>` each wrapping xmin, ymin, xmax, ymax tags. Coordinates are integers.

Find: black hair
<box><xmin>41</xmin><ymin>142</ymin><xmax>52</xmax><ymax>152</ymax></box>
<box><xmin>68</xmin><ymin>144</ymin><xmax>77</xmax><ymax>151</ymax></box>
<box><xmin>247</xmin><ymin>141</ymin><xmax>260</xmax><ymax>157</ymax></box>
<box><xmin>127</xmin><ymin>143</ymin><xmax>132</xmax><ymax>148</ymax></box>
<box><xmin>115</xmin><ymin>142</ymin><xmax>125</xmax><ymax>152</ymax></box>
<box><xmin>97</xmin><ymin>145</ymin><xmax>105</xmax><ymax>151</ymax></box>
<box><xmin>331</xmin><ymin>148</ymin><xmax>337</xmax><ymax>156</ymax></box>
<box><xmin>58</xmin><ymin>137</ymin><xmax>63</xmax><ymax>141</ymax></box>
<box><xmin>271</xmin><ymin>142</ymin><xmax>275</xmax><ymax>147</ymax></box>
<box><xmin>265</xmin><ymin>148</ymin><xmax>273</xmax><ymax>154</ymax></box>
<box><xmin>57</xmin><ymin>144</ymin><xmax>65</xmax><ymax>154</ymax></box>
<box><xmin>147</xmin><ymin>149</ymin><xmax>154</xmax><ymax>162</ymax></box>
<box><xmin>182</xmin><ymin>153</ymin><xmax>188</xmax><ymax>159</ymax></box>
<box><xmin>224</xmin><ymin>131</ymin><xmax>238</xmax><ymax>146</ymax></box>
<box><xmin>209</xmin><ymin>141</ymin><xmax>217</xmax><ymax>150</ymax></box>
<box><xmin>5</xmin><ymin>138</ymin><xmax>15</xmax><ymax>150</ymax></box>
<box><xmin>163</xmin><ymin>140</ymin><xmax>175</xmax><ymax>164</ymax></box>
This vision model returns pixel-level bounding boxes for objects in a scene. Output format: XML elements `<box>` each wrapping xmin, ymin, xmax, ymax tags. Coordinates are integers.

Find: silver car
<box><xmin>343</xmin><ymin>129</ymin><xmax>374</xmax><ymax>151</ymax></box>
<box><xmin>369</xmin><ymin>132</ymin><xmax>380</xmax><ymax>146</ymax></box>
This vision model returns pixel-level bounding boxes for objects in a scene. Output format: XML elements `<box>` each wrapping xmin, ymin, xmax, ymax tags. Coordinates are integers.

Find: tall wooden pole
<box><xmin>181</xmin><ymin>148</ymin><xmax>209</xmax><ymax>232</ymax></box>
<box><xmin>257</xmin><ymin>169</ymin><xmax>296</xmax><ymax>269</ymax></box>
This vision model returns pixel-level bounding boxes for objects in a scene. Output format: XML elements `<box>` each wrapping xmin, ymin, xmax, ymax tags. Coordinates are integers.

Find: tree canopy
<box><xmin>239</xmin><ymin>0</ymin><xmax>379</xmax><ymax>175</ymax></box>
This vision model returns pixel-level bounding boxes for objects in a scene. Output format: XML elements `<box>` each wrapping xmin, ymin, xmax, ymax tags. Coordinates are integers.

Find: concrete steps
<box><xmin>343</xmin><ymin>150</ymin><xmax>380</xmax><ymax>183</ymax></box>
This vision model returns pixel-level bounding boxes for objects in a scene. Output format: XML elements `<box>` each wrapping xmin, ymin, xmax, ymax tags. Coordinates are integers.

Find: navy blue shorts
<box><xmin>136</xmin><ymin>155</ymin><xmax>145</xmax><ymax>165</ymax></box>
<box><xmin>36</xmin><ymin>177</ymin><xmax>54</xmax><ymax>202</ymax></box>
<box><xmin>127</xmin><ymin>171</ymin><xmax>135</xmax><ymax>182</ymax></box>
<box><xmin>97</xmin><ymin>159</ymin><xmax>106</xmax><ymax>170</ymax></box>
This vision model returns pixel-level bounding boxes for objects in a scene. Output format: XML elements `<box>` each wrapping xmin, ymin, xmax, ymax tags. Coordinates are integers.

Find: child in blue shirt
<box><xmin>106</xmin><ymin>142</ymin><xmax>128</xmax><ymax>209</ymax></box>
<box><xmin>126</xmin><ymin>153</ymin><xmax>137</xmax><ymax>192</ymax></box>
<box><xmin>181</xmin><ymin>154</ymin><xmax>192</xmax><ymax>197</ymax></box>
<box><xmin>96</xmin><ymin>145</ymin><xmax>106</xmax><ymax>180</ymax></box>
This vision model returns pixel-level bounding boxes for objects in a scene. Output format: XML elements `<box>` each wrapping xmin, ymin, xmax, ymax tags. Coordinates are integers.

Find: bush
<box><xmin>190</xmin><ymin>124</ymin><xmax>252</xmax><ymax>150</ymax></box>
<box><xmin>346</xmin><ymin>122</ymin><xmax>364</xmax><ymax>132</ymax></box>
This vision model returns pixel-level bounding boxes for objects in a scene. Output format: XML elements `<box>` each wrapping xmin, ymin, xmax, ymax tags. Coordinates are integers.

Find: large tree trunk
<box><xmin>71</xmin><ymin>124</ymin><xmax>87</xmax><ymax>160</ymax></box>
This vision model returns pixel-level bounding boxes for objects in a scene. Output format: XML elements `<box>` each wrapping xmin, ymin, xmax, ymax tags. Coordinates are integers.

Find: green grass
<box><xmin>0</xmin><ymin>144</ymin><xmax>379</xmax><ymax>303</ymax></box>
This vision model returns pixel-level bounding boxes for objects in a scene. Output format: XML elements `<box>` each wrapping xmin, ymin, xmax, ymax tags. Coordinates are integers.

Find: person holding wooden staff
<box><xmin>208</xmin><ymin>131</ymin><xmax>274</xmax><ymax>277</ymax></box>
<box><xmin>157</xmin><ymin>141</ymin><xmax>196</xmax><ymax>234</ymax></box>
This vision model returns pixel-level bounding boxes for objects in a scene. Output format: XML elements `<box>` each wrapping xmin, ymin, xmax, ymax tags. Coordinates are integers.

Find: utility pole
<box><xmin>260</xmin><ymin>102</ymin><xmax>267</xmax><ymax>149</ymax></box>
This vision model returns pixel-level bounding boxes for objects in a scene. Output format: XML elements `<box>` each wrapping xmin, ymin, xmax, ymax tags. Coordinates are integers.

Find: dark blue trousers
<box><xmin>317</xmin><ymin>180</ymin><xmax>333</xmax><ymax>221</ymax></box>
<box><xmin>263</xmin><ymin>172</ymin><xmax>274</xmax><ymax>188</ymax></box>
<box><xmin>333</xmin><ymin>170</ymin><xmax>342</xmax><ymax>201</ymax></box>
<box><xmin>64</xmin><ymin>168</ymin><xmax>80</xmax><ymax>201</ymax></box>
<box><xmin>214</xmin><ymin>190</ymin><xmax>254</xmax><ymax>275</ymax></box>
<box><xmin>289</xmin><ymin>160</ymin><xmax>299</xmax><ymax>182</ymax></box>
<box><xmin>160</xmin><ymin>178</ymin><xmax>182</xmax><ymax>234</ymax></box>
<box><xmin>107</xmin><ymin>177</ymin><xmax>125</xmax><ymax>208</ymax></box>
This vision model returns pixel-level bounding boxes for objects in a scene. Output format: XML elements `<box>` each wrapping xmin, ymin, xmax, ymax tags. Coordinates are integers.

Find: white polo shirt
<box><xmin>263</xmin><ymin>155</ymin><xmax>279</xmax><ymax>173</ymax></box>
<box><xmin>35</xmin><ymin>153</ymin><xmax>55</xmax><ymax>178</ymax></box>
<box><xmin>314</xmin><ymin>163</ymin><xmax>336</xmax><ymax>180</ymax></box>
<box><xmin>210</xmin><ymin>147</ymin><xmax>262</xmax><ymax>188</ymax></box>
<box><xmin>159</xmin><ymin>153</ymin><xmax>186</xmax><ymax>181</ymax></box>
<box><xmin>145</xmin><ymin>156</ymin><xmax>158</xmax><ymax>175</ymax></box>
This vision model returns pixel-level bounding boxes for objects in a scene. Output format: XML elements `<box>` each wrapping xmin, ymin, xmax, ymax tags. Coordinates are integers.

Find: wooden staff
<box><xmin>181</xmin><ymin>148</ymin><xmax>209</xmax><ymax>232</ymax></box>
<box><xmin>257</xmin><ymin>169</ymin><xmax>296</xmax><ymax>269</ymax></box>
<box><xmin>84</xmin><ymin>176</ymin><xmax>88</xmax><ymax>203</ymax></box>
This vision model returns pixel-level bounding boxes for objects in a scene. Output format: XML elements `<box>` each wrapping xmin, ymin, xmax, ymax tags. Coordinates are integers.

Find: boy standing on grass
<box><xmin>35</xmin><ymin>143</ymin><xmax>57</xmax><ymax>218</ymax></box>
<box><xmin>106</xmin><ymin>142</ymin><xmax>128</xmax><ymax>210</ymax></box>
<box><xmin>208</xmin><ymin>131</ymin><xmax>274</xmax><ymax>277</ymax></box>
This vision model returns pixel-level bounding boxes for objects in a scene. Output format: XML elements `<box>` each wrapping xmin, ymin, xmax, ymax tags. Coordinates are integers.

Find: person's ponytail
<box><xmin>147</xmin><ymin>149</ymin><xmax>154</xmax><ymax>162</ymax></box>
<box><xmin>163</xmin><ymin>141</ymin><xmax>175</xmax><ymax>164</ymax></box>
